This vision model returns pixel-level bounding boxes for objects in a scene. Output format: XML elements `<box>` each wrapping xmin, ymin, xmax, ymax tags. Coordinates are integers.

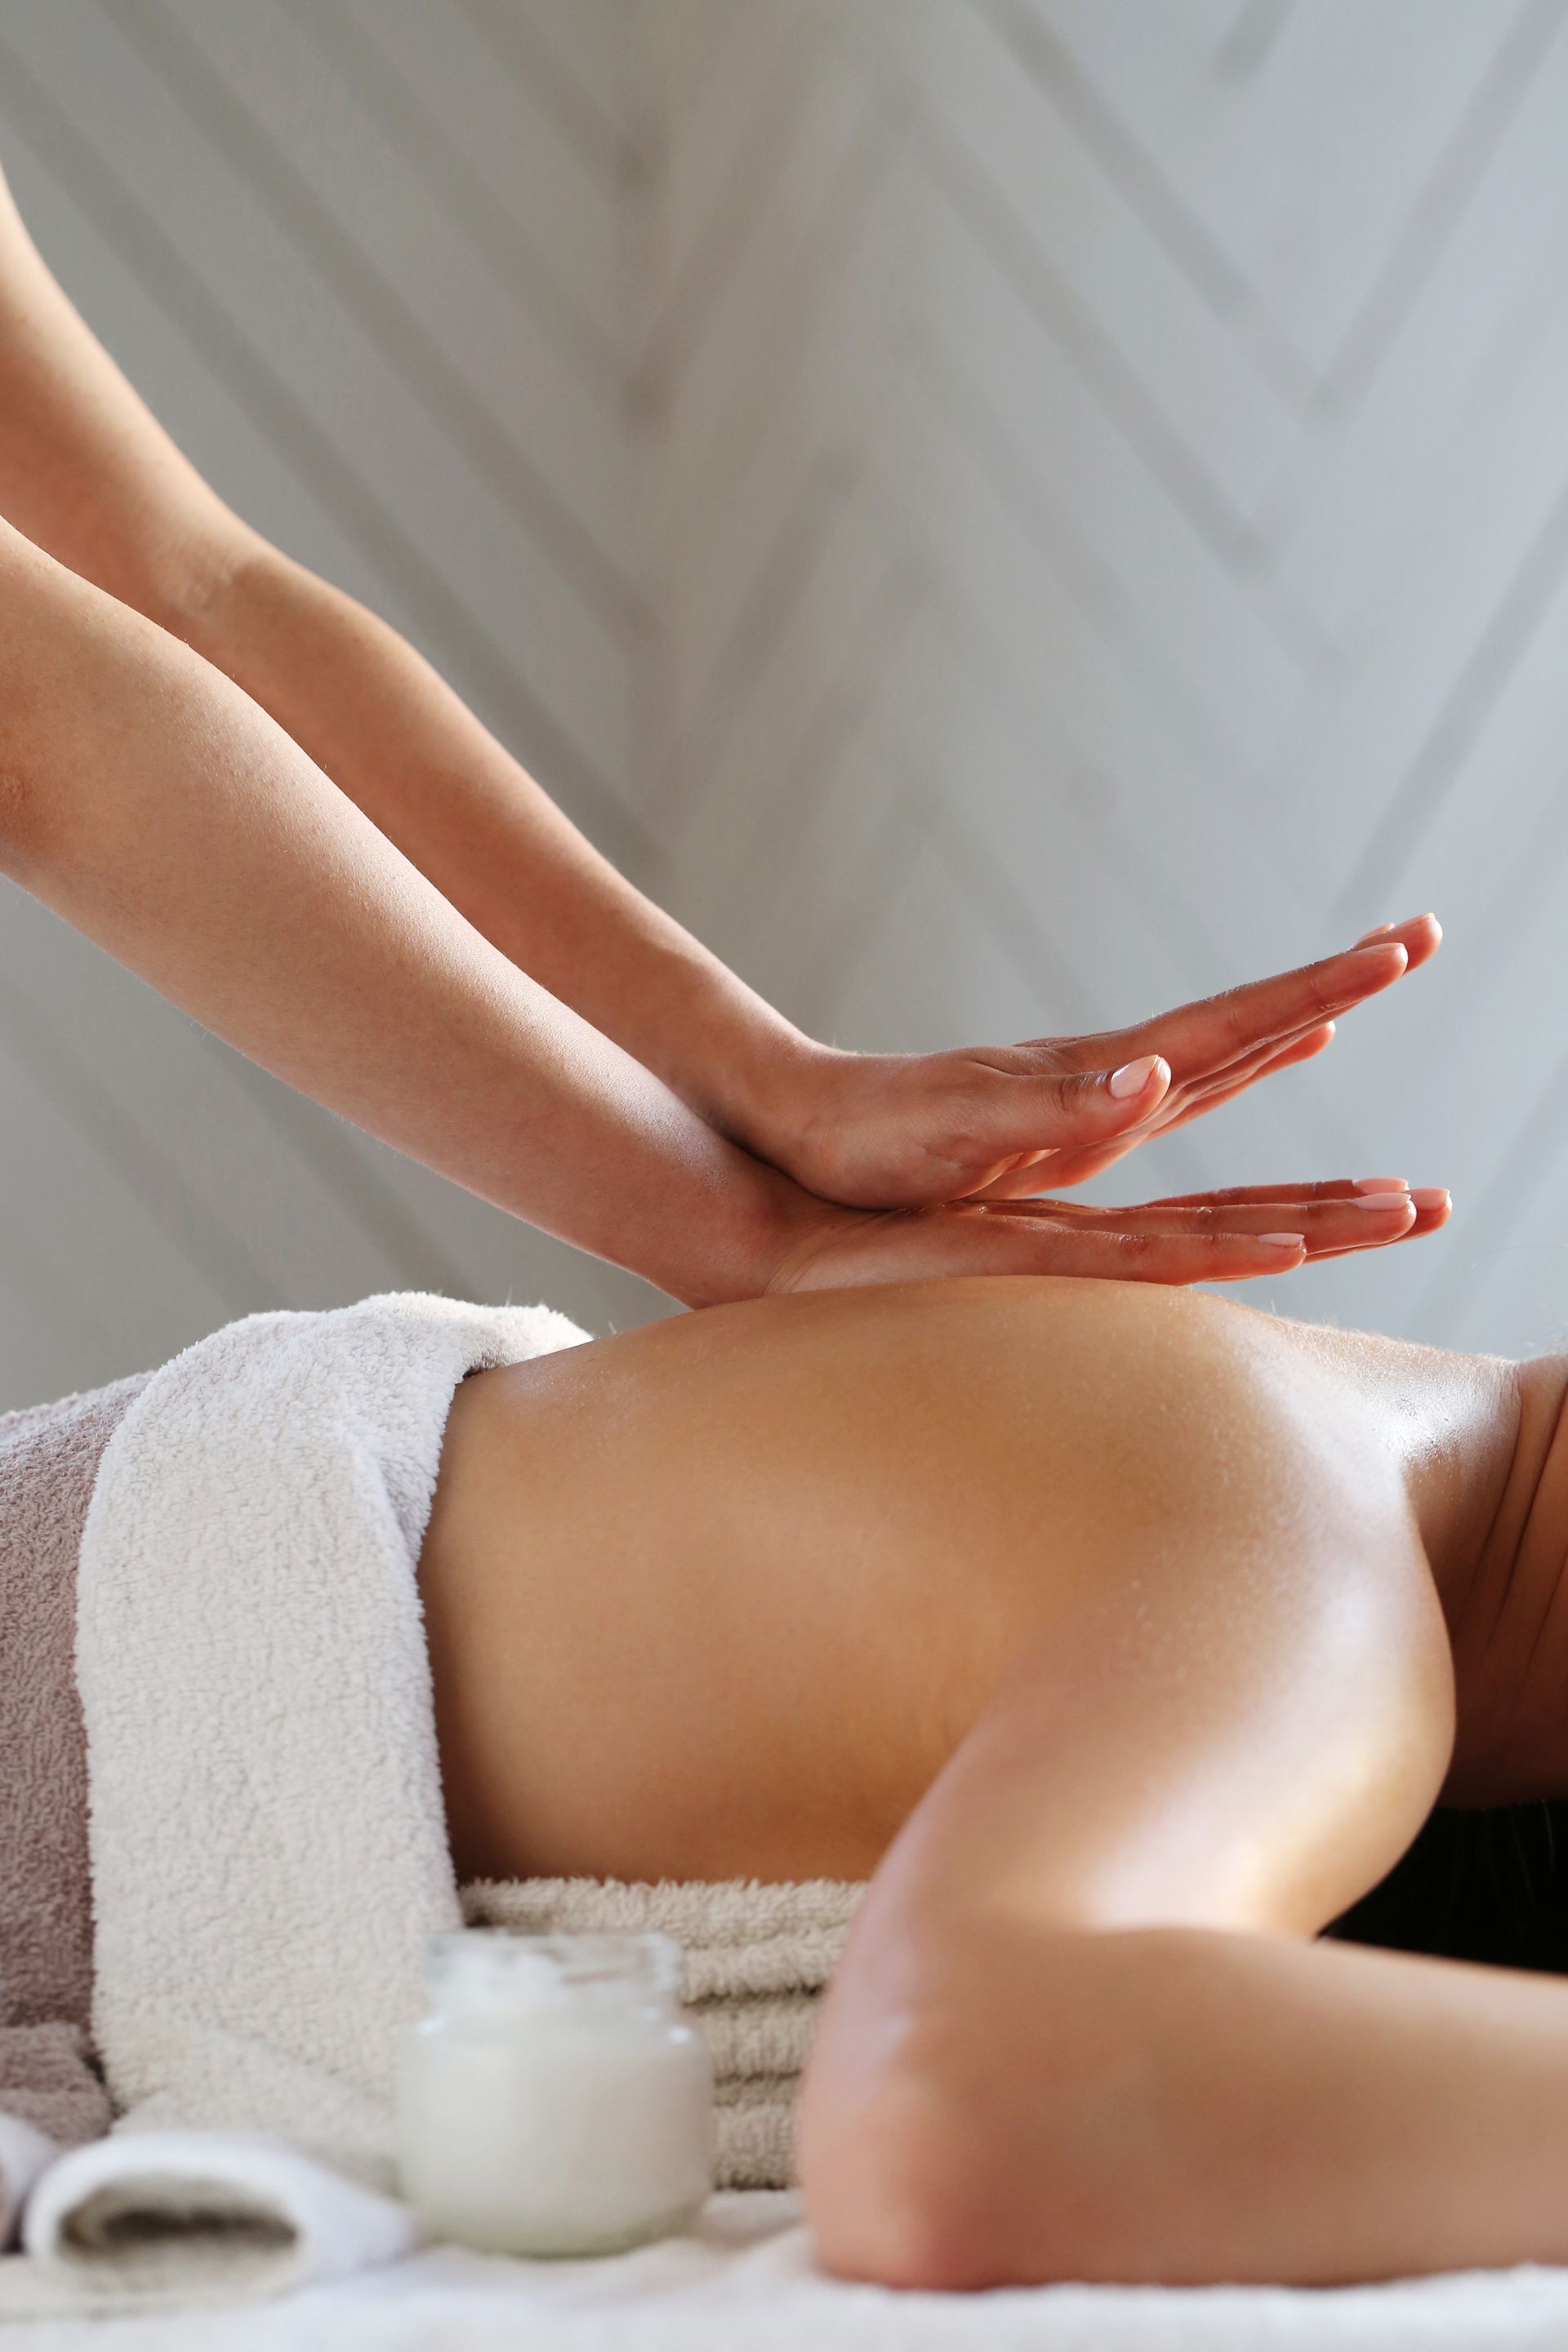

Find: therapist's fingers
<box><xmin>774</xmin><ymin>1203</ymin><xmax>1316</xmax><ymax>1294</ymax></box>
<box><xmin>991</xmin><ymin>1024</ymin><xmax>1341</xmax><ymax>1192</ymax></box>
<box><xmin>1141</xmin><ymin>1177</ymin><xmax>1411</xmax><ymax>1208</ymax></box>
<box><xmin>1307</xmin><ymin>1188</ymin><xmax>1450</xmax><ymax>1259</ymax></box>
<box><xmin>1068</xmin><ymin>912</ymin><xmax>1437</xmax><ymax>1091</ymax></box>
<box><xmin>1134</xmin><ymin>1180</ymin><xmax>1450</xmax><ymax>1258</ymax></box>
<box><xmin>1353</xmin><ymin>912</ymin><xmax>1441</xmax><ymax>972</ymax></box>
<box><xmin>1094</xmin><ymin>938</ymin><xmax>1410</xmax><ymax>1084</ymax></box>
<box><xmin>1178</xmin><ymin>1018</ymin><xmax>1338</xmax><ymax>1100</ymax></box>
<box><xmin>972</xmin><ymin>915</ymin><xmax>1440</xmax><ymax>1203</ymax></box>
<box><xmin>1147</xmin><ymin>1022</ymin><xmax>1339</xmax><ymax>1138</ymax></box>
<box><xmin>1020</xmin><ymin>1192</ymin><xmax>1418</xmax><ymax>1252</ymax></box>
<box><xmin>772</xmin><ymin>1187</ymin><xmax>1436</xmax><ymax>1296</ymax></box>
<box><xmin>969</xmin><ymin>1023</ymin><xmax>1338</xmax><ymax>1197</ymax></box>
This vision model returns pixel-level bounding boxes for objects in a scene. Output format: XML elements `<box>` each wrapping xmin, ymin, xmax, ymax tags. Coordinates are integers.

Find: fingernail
<box><xmin>1356</xmin><ymin>921</ymin><xmax>1398</xmax><ymax>938</ymax></box>
<box><xmin>1108</xmin><ymin>1054</ymin><xmax>1166</xmax><ymax>1099</ymax></box>
<box><xmin>1352</xmin><ymin>1176</ymin><xmax>1410</xmax><ymax>1194</ymax></box>
<box><xmin>1410</xmin><ymin>1187</ymin><xmax>1450</xmax><ymax>1211</ymax></box>
<box><xmin>1259</xmin><ymin>1232</ymin><xmax>1306</xmax><ymax>1249</ymax></box>
<box><xmin>1352</xmin><ymin>1193</ymin><xmax>1414</xmax><ymax>1212</ymax></box>
<box><xmin>1345</xmin><ymin>942</ymin><xmax>1409</xmax><ymax>970</ymax></box>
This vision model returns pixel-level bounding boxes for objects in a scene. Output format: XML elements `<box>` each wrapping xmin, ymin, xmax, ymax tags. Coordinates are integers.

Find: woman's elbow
<box><xmin>800</xmin><ymin>2061</ymin><xmax>1107</xmax><ymax>2292</ymax></box>
<box><xmin>798</xmin><ymin>1936</ymin><xmax>1247</xmax><ymax>2291</ymax></box>
<box><xmin>802</xmin><ymin>2079</ymin><xmax>1006</xmax><ymax>2291</ymax></box>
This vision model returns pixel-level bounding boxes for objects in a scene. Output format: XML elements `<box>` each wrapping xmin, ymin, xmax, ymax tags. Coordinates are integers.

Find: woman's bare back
<box><xmin>418</xmin><ymin>1277</ymin><xmax>1452</xmax><ymax>1918</ymax></box>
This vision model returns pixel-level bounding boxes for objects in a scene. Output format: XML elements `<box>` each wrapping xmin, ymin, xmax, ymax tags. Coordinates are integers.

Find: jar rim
<box><xmin>425</xmin><ymin>1929</ymin><xmax>685</xmax><ymax>2003</ymax></box>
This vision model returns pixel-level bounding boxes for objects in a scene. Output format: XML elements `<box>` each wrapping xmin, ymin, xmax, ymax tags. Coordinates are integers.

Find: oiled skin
<box><xmin>417</xmin><ymin>1276</ymin><xmax>1568</xmax><ymax>2288</ymax></box>
<box><xmin>421</xmin><ymin>1280</ymin><xmax>1454</xmax><ymax>1897</ymax></box>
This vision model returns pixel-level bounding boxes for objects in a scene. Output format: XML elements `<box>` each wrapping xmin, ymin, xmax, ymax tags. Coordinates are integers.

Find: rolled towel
<box><xmin>0</xmin><ymin>2112</ymin><xmax>60</xmax><ymax>2249</ymax></box>
<box><xmin>0</xmin><ymin>2129</ymin><xmax>416</xmax><ymax>2318</ymax></box>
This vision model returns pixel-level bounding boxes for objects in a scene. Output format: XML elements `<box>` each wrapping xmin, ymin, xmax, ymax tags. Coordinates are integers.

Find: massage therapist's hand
<box><xmin>742</xmin><ymin>916</ymin><xmax>1439</xmax><ymax>1209</ymax></box>
<box><xmin>762</xmin><ymin>1178</ymin><xmax>1450</xmax><ymax>1295</ymax></box>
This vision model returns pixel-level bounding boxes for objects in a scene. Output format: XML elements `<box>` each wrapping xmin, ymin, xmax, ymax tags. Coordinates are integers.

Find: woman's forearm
<box><xmin>0</xmin><ymin>521</ymin><xmax>810</xmax><ymax>1306</ymax></box>
<box><xmin>810</xmin><ymin>1908</ymin><xmax>1568</xmax><ymax>2288</ymax></box>
<box><xmin>176</xmin><ymin>541</ymin><xmax>816</xmax><ymax>1143</ymax></box>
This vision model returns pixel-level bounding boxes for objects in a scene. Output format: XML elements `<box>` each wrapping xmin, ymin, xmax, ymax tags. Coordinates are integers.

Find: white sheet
<box><xmin>7</xmin><ymin>2193</ymin><xmax>1568</xmax><ymax>2350</ymax></box>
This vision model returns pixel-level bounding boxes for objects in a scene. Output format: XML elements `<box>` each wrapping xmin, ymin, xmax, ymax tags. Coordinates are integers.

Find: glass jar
<box><xmin>397</xmin><ymin>1930</ymin><xmax>713</xmax><ymax>2258</ymax></box>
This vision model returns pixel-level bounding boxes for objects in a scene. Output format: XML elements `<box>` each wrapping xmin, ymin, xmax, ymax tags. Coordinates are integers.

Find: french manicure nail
<box><xmin>1410</xmin><ymin>1187</ymin><xmax>1450</xmax><ymax>1211</ymax></box>
<box><xmin>1260</xmin><ymin>1232</ymin><xmax>1306</xmax><ymax>1249</ymax></box>
<box><xmin>1109</xmin><ymin>1054</ymin><xmax>1165</xmax><ymax>1099</ymax></box>
<box><xmin>1352</xmin><ymin>1193</ymin><xmax>1414</xmax><ymax>1211</ymax></box>
<box><xmin>1352</xmin><ymin>1176</ymin><xmax>1410</xmax><ymax>1193</ymax></box>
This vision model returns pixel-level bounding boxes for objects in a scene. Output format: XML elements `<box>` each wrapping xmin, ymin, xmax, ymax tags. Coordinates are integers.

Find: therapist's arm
<box><xmin>0</xmin><ymin>518</ymin><xmax>809</xmax><ymax>1307</ymax></box>
<box><xmin>7</xmin><ymin>520</ymin><xmax>1379</xmax><ymax>1298</ymax></box>
<box><xmin>0</xmin><ymin>164</ymin><xmax>1440</xmax><ymax>1221</ymax></box>
<box><xmin>0</xmin><ymin>163</ymin><xmax>834</xmax><ymax>1137</ymax></box>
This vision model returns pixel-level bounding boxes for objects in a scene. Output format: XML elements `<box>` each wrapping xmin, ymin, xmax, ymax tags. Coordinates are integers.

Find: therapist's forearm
<box><xmin>178</xmin><ymin>541</ymin><xmax>816</xmax><ymax>1143</ymax></box>
<box><xmin>0</xmin><ymin>523</ymin><xmax>810</xmax><ymax>1307</ymax></box>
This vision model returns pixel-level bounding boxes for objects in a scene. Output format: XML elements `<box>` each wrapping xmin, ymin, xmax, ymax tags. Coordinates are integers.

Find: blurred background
<box><xmin>2</xmin><ymin>0</ymin><xmax>1567</xmax><ymax>1408</ymax></box>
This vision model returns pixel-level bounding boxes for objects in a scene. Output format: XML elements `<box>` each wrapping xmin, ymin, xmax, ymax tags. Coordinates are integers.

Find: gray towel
<box><xmin>0</xmin><ymin>1374</ymin><xmax>149</xmax><ymax>2164</ymax></box>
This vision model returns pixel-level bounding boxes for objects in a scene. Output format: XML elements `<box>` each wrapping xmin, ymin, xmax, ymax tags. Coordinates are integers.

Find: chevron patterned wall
<box><xmin>635</xmin><ymin>0</ymin><xmax>1568</xmax><ymax>1363</ymax></box>
<box><xmin>1</xmin><ymin>0</ymin><xmax>1566</xmax><ymax>1408</ymax></box>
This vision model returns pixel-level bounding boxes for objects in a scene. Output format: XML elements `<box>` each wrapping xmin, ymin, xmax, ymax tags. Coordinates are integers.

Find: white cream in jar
<box><xmin>397</xmin><ymin>1930</ymin><xmax>713</xmax><ymax>2258</ymax></box>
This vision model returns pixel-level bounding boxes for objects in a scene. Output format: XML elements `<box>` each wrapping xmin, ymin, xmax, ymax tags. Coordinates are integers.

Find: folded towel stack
<box><xmin>464</xmin><ymin>1876</ymin><xmax>865</xmax><ymax>2187</ymax></box>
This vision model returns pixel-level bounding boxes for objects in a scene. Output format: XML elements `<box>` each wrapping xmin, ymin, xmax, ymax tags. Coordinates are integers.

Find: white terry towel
<box><xmin>80</xmin><ymin>1292</ymin><xmax>587</xmax><ymax>2180</ymax></box>
<box><xmin>0</xmin><ymin>2112</ymin><xmax>60</xmax><ymax>2249</ymax></box>
<box><xmin>11</xmin><ymin>2128</ymin><xmax>416</xmax><ymax>2318</ymax></box>
<box><xmin>2</xmin><ymin>1293</ymin><xmax>587</xmax><ymax>2315</ymax></box>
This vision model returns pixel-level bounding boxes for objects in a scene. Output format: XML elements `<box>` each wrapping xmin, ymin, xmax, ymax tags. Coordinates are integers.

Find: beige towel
<box><xmin>464</xmin><ymin>1876</ymin><xmax>866</xmax><ymax>2188</ymax></box>
<box><xmin>0</xmin><ymin>1374</ymin><xmax>150</xmax><ymax>2176</ymax></box>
